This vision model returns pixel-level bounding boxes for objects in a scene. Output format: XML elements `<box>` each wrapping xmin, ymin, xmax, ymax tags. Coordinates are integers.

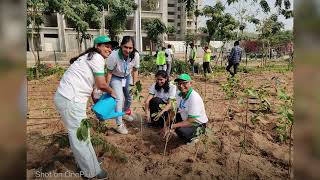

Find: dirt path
<box><xmin>27</xmin><ymin>69</ymin><xmax>293</xmax><ymax>179</ymax></box>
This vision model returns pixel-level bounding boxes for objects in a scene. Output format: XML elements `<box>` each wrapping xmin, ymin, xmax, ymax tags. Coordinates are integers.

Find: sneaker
<box><xmin>115</xmin><ymin>124</ymin><xmax>128</xmax><ymax>134</ymax></box>
<box><xmin>96</xmin><ymin>169</ymin><xmax>108</xmax><ymax>180</ymax></box>
<box><xmin>125</xmin><ymin>108</ymin><xmax>132</xmax><ymax>115</ymax></box>
<box><xmin>123</xmin><ymin>114</ymin><xmax>134</xmax><ymax>122</ymax></box>
<box><xmin>187</xmin><ymin>138</ymin><xmax>199</xmax><ymax>145</ymax></box>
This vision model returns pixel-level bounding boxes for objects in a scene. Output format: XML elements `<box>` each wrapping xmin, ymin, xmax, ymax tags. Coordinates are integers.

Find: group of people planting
<box><xmin>54</xmin><ymin>35</ymin><xmax>242</xmax><ymax>179</ymax></box>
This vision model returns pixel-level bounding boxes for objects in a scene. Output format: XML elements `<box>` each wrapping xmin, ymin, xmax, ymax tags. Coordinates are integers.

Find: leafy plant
<box><xmin>275</xmin><ymin>89</ymin><xmax>293</xmax><ymax>142</ymax></box>
<box><xmin>27</xmin><ymin>64</ymin><xmax>66</xmax><ymax>80</ymax></box>
<box><xmin>222</xmin><ymin>76</ymin><xmax>240</xmax><ymax>99</ymax></box>
<box><xmin>76</xmin><ymin>118</ymin><xmax>92</xmax><ymax>142</ymax></box>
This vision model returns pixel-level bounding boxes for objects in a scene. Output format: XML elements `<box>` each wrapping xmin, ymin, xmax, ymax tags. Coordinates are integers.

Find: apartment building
<box><xmin>26</xmin><ymin>0</ymin><xmax>202</xmax><ymax>54</ymax></box>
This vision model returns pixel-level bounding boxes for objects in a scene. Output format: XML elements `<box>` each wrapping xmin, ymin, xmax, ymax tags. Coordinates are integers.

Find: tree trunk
<box><xmin>30</xmin><ymin>8</ymin><xmax>39</xmax><ymax>79</ymax></box>
<box><xmin>149</xmin><ymin>40</ymin><xmax>152</xmax><ymax>55</ymax></box>
<box><xmin>36</xmin><ymin>27</ymin><xmax>41</xmax><ymax>71</ymax></box>
<box><xmin>185</xmin><ymin>44</ymin><xmax>188</xmax><ymax>63</ymax></box>
<box><xmin>77</xmin><ymin>31</ymin><xmax>81</xmax><ymax>54</ymax></box>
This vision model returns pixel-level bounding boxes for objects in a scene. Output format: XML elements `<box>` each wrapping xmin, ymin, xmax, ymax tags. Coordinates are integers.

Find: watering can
<box><xmin>92</xmin><ymin>93</ymin><xmax>124</xmax><ymax>120</ymax></box>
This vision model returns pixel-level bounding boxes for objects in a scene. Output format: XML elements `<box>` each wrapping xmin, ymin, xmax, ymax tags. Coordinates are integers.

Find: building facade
<box><xmin>26</xmin><ymin>0</ymin><xmax>202</xmax><ymax>54</ymax></box>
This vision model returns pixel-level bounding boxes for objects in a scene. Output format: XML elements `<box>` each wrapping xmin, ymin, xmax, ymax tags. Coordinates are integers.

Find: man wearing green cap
<box><xmin>54</xmin><ymin>35</ymin><xmax>118</xmax><ymax>179</ymax></box>
<box><xmin>167</xmin><ymin>73</ymin><xmax>208</xmax><ymax>143</ymax></box>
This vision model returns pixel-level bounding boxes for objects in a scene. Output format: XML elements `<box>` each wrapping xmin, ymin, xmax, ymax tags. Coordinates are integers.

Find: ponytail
<box><xmin>69</xmin><ymin>47</ymin><xmax>100</xmax><ymax>64</ymax></box>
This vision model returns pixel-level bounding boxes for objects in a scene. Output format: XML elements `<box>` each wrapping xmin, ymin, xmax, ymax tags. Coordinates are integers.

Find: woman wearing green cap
<box><xmin>54</xmin><ymin>35</ymin><xmax>117</xmax><ymax>179</ymax></box>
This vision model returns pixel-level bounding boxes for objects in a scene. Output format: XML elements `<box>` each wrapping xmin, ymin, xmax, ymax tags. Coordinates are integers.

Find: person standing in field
<box><xmin>202</xmin><ymin>46</ymin><xmax>212</xmax><ymax>77</ymax></box>
<box><xmin>156</xmin><ymin>47</ymin><xmax>167</xmax><ymax>71</ymax></box>
<box><xmin>165</xmin><ymin>44</ymin><xmax>174</xmax><ymax>75</ymax></box>
<box><xmin>188</xmin><ymin>43</ymin><xmax>197</xmax><ymax>75</ymax></box>
<box><xmin>106</xmin><ymin>36</ymin><xmax>140</xmax><ymax>134</ymax></box>
<box><xmin>54</xmin><ymin>35</ymin><xmax>118</xmax><ymax>179</ymax></box>
<box><xmin>226</xmin><ymin>40</ymin><xmax>242</xmax><ymax>77</ymax></box>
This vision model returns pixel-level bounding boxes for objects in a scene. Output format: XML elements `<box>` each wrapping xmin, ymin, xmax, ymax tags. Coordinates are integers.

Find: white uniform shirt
<box><xmin>149</xmin><ymin>83</ymin><xmax>176</xmax><ymax>103</ymax></box>
<box><xmin>176</xmin><ymin>88</ymin><xmax>208</xmax><ymax>124</ymax></box>
<box><xmin>165</xmin><ymin>48</ymin><xmax>173</xmax><ymax>62</ymax></box>
<box><xmin>107</xmin><ymin>49</ymin><xmax>140</xmax><ymax>77</ymax></box>
<box><xmin>57</xmin><ymin>53</ymin><xmax>105</xmax><ymax>103</ymax></box>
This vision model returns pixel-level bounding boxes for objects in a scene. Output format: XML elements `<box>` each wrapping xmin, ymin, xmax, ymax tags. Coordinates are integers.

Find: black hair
<box><xmin>190</xmin><ymin>43</ymin><xmax>194</xmax><ymax>47</ymax></box>
<box><xmin>234</xmin><ymin>41</ymin><xmax>240</xmax><ymax>46</ymax></box>
<box><xmin>155</xmin><ymin>70</ymin><xmax>170</xmax><ymax>93</ymax></box>
<box><xmin>168</xmin><ymin>44</ymin><xmax>171</xmax><ymax>48</ymax></box>
<box><xmin>69</xmin><ymin>47</ymin><xmax>100</xmax><ymax>64</ymax></box>
<box><xmin>162</xmin><ymin>47</ymin><xmax>166</xmax><ymax>51</ymax></box>
<box><xmin>117</xmin><ymin>36</ymin><xmax>139</xmax><ymax>60</ymax></box>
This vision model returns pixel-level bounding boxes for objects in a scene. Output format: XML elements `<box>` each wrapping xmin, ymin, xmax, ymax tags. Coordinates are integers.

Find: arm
<box><xmin>106</xmin><ymin>71</ymin><xmax>112</xmax><ymax>86</ymax></box>
<box><xmin>144</xmin><ymin>94</ymin><xmax>154</xmax><ymax>114</ymax></box>
<box><xmin>144</xmin><ymin>94</ymin><xmax>154</xmax><ymax>121</ymax></box>
<box><xmin>131</xmin><ymin>67</ymin><xmax>138</xmax><ymax>85</ymax></box>
<box><xmin>171</xmin><ymin>117</ymin><xmax>197</xmax><ymax>129</ymax></box>
<box><xmin>94</xmin><ymin>76</ymin><xmax>116</xmax><ymax>98</ymax></box>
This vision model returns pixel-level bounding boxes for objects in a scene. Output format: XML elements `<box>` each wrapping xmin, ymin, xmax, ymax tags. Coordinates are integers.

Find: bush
<box><xmin>27</xmin><ymin>64</ymin><xmax>65</xmax><ymax>80</ymax></box>
<box><xmin>171</xmin><ymin>59</ymin><xmax>192</xmax><ymax>75</ymax></box>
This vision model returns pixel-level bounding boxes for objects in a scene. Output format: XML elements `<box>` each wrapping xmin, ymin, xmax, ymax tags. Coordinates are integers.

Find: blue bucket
<box><xmin>92</xmin><ymin>93</ymin><xmax>124</xmax><ymax>121</ymax></box>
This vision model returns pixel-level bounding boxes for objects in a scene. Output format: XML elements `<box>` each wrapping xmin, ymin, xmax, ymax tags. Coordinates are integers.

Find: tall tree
<box><xmin>143</xmin><ymin>18</ymin><xmax>167</xmax><ymax>55</ymax></box>
<box><xmin>27</xmin><ymin>0</ymin><xmax>45</xmax><ymax>79</ymax></box>
<box><xmin>46</xmin><ymin>0</ymin><xmax>102</xmax><ymax>52</ymax></box>
<box><xmin>46</xmin><ymin>0</ymin><xmax>137</xmax><ymax>51</ymax></box>
<box><xmin>256</xmin><ymin>14</ymin><xmax>284</xmax><ymax>65</ymax></box>
<box><xmin>105</xmin><ymin>0</ymin><xmax>137</xmax><ymax>40</ymax></box>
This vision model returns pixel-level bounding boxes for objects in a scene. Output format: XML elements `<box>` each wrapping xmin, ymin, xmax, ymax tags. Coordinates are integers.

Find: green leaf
<box><xmin>76</xmin><ymin>127</ymin><xmax>84</xmax><ymax>141</ymax></box>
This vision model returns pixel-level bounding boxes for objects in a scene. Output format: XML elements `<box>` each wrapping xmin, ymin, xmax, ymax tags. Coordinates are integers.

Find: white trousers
<box><xmin>54</xmin><ymin>92</ymin><xmax>101</xmax><ymax>178</ymax></box>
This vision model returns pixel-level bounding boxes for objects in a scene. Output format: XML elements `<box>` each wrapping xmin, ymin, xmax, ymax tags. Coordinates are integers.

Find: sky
<box><xmin>199</xmin><ymin>0</ymin><xmax>294</xmax><ymax>33</ymax></box>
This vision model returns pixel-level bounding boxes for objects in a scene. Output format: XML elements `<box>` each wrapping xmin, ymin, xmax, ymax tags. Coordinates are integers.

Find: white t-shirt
<box><xmin>57</xmin><ymin>53</ymin><xmax>105</xmax><ymax>103</ymax></box>
<box><xmin>176</xmin><ymin>88</ymin><xmax>208</xmax><ymax>124</ymax></box>
<box><xmin>149</xmin><ymin>83</ymin><xmax>176</xmax><ymax>103</ymax></box>
<box><xmin>165</xmin><ymin>48</ymin><xmax>173</xmax><ymax>62</ymax></box>
<box><xmin>107</xmin><ymin>49</ymin><xmax>140</xmax><ymax>77</ymax></box>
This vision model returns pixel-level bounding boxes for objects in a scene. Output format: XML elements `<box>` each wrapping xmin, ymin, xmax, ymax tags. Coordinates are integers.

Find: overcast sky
<box><xmin>199</xmin><ymin>0</ymin><xmax>294</xmax><ymax>33</ymax></box>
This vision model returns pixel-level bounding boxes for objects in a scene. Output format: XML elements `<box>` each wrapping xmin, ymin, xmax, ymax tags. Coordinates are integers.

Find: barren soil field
<box><xmin>27</xmin><ymin>64</ymin><xmax>293</xmax><ymax>180</ymax></box>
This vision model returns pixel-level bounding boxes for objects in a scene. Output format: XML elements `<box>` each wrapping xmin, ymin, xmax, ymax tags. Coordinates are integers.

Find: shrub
<box><xmin>27</xmin><ymin>64</ymin><xmax>65</xmax><ymax>80</ymax></box>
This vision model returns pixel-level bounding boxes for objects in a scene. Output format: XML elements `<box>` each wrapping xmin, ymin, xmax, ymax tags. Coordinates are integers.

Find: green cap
<box><xmin>174</xmin><ymin>74</ymin><xmax>192</xmax><ymax>82</ymax></box>
<box><xmin>94</xmin><ymin>35</ymin><xmax>118</xmax><ymax>47</ymax></box>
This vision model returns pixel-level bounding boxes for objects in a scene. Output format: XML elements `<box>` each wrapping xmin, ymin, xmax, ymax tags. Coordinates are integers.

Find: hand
<box><xmin>144</xmin><ymin>112</ymin><xmax>150</xmax><ymax>122</ymax></box>
<box><xmin>154</xmin><ymin>112</ymin><xmax>163</xmax><ymax>122</ymax></box>
<box><xmin>110</xmin><ymin>91</ymin><xmax>117</xmax><ymax>99</ymax></box>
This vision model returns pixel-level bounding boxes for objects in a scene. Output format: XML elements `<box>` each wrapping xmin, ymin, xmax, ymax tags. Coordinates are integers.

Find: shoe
<box><xmin>96</xmin><ymin>169</ymin><xmax>108</xmax><ymax>180</ymax></box>
<box><xmin>187</xmin><ymin>138</ymin><xmax>199</xmax><ymax>145</ymax></box>
<box><xmin>123</xmin><ymin>114</ymin><xmax>134</xmax><ymax>122</ymax></box>
<box><xmin>115</xmin><ymin>124</ymin><xmax>128</xmax><ymax>134</ymax></box>
<box><xmin>125</xmin><ymin>108</ymin><xmax>132</xmax><ymax>115</ymax></box>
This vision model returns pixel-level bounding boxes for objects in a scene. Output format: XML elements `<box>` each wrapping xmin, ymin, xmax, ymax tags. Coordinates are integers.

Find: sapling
<box><xmin>76</xmin><ymin>118</ymin><xmax>92</xmax><ymax>143</ymax></box>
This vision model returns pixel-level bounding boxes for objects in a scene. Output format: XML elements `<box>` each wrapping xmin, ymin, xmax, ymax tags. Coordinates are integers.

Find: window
<box><xmin>168</xmin><ymin>19</ymin><xmax>175</xmax><ymax>23</ymax></box>
<box><xmin>187</xmin><ymin>21</ymin><xmax>192</xmax><ymax>26</ymax></box>
<box><xmin>177</xmin><ymin>30</ymin><xmax>180</xmax><ymax>34</ymax></box>
<box><xmin>125</xmin><ymin>18</ymin><xmax>134</xmax><ymax>30</ymax></box>
<box><xmin>178</xmin><ymin>7</ymin><xmax>181</xmax><ymax>11</ymax></box>
<box><xmin>177</xmin><ymin>15</ymin><xmax>181</xmax><ymax>18</ymax></box>
<box><xmin>177</xmin><ymin>23</ymin><xmax>180</xmax><ymax>26</ymax></box>
<box><xmin>168</xmin><ymin>4</ymin><xmax>175</xmax><ymax>7</ymax></box>
<box><xmin>44</xmin><ymin>34</ymin><xmax>58</xmax><ymax>38</ymax></box>
<box><xmin>168</xmin><ymin>12</ymin><xmax>175</xmax><ymax>15</ymax></box>
<box><xmin>44</xmin><ymin>14</ymin><xmax>57</xmax><ymax>27</ymax></box>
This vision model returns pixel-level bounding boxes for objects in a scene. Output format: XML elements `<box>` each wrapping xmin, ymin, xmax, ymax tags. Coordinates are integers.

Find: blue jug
<box><xmin>92</xmin><ymin>93</ymin><xmax>124</xmax><ymax>120</ymax></box>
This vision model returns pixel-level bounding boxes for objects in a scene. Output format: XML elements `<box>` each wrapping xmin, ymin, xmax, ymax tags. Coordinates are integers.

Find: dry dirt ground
<box><xmin>27</xmin><ymin>65</ymin><xmax>293</xmax><ymax>180</ymax></box>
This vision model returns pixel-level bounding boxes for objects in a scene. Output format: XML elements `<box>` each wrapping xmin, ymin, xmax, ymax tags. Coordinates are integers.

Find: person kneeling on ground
<box><xmin>166</xmin><ymin>74</ymin><xmax>208</xmax><ymax>143</ymax></box>
<box><xmin>144</xmin><ymin>70</ymin><xmax>176</xmax><ymax>128</ymax></box>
